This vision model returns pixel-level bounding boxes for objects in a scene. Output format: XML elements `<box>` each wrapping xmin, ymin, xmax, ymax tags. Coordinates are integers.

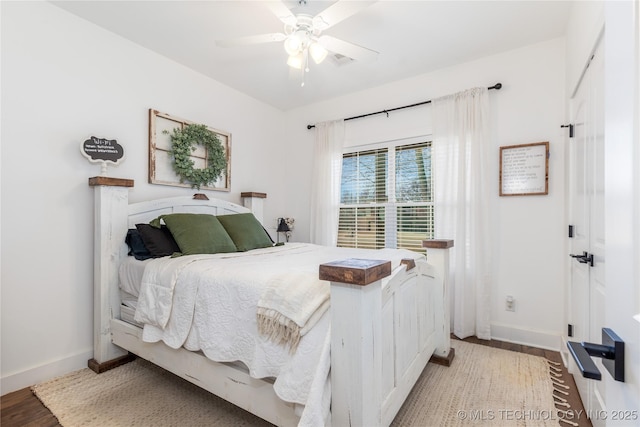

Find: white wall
<box><xmin>0</xmin><ymin>1</ymin><xmax>287</xmax><ymax>394</ymax></box>
<box><xmin>285</xmin><ymin>38</ymin><xmax>567</xmax><ymax>350</ymax></box>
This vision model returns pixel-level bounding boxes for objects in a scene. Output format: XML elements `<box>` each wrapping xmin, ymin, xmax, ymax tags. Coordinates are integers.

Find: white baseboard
<box><xmin>490</xmin><ymin>322</ymin><xmax>562</xmax><ymax>351</ymax></box>
<box><xmin>560</xmin><ymin>336</ymin><xmax>570</xmax><ymax>366</ymax></box>
<box><xmin>1</xmin><ymin>349</ymin><xmax>92</xmax><ymax>396</ymax></box>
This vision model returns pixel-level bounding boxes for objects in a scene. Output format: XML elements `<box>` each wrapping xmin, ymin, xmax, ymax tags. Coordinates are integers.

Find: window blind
<box><xmin>338</xmin><ymin>149</ymin><xmax>387</xmax><ymax>249</ymax></box>
<box><xmin>395</xmin><ymin>141</ymin><xmax>434</xmax><ymax>251</ymax></box>
<box><xmin>338</xmin><ymin>140</ymin><xmax>433</xmax><ymax>252</ymax></box>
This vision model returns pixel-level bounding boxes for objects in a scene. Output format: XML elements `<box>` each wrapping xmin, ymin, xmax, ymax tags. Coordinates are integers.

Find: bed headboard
<box><xmin>127</xmin><ymin>195</ymin><xmax>251</xmax><ymax>227</ymax></box>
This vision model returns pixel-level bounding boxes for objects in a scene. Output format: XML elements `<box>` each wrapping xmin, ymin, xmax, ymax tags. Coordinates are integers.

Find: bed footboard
<box><xmin>319</xmin><ymin>245</ymin><xmax>452</xmax><ymax>427</ymax></box>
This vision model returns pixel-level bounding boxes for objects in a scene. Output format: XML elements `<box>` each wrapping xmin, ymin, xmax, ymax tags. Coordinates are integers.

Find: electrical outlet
<box><xmin>506</xmin><ymin>295</ymin><xmax>515</xmax><ymax>312</ymax></box>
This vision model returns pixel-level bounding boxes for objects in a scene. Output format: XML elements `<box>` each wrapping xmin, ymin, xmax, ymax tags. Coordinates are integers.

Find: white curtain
<box><xmin>432</xmin><ymin>87</ymin><xmax>492</xmax><ymax>340</ymax></box>
<box><xmin>310</xmin><ymin>119</ymin><xmax>345</xmax><ymax>246</ymax></box>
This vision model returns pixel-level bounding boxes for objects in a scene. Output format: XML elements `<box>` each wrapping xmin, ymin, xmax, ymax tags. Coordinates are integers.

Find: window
<box><xmin>338</xmin><ymin>139</ymin><xmax>434</xmax><ymax>252</ymax></box>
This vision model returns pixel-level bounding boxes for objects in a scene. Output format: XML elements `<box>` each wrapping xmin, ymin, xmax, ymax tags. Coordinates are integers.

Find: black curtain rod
<box><xmin>306</xmin><ymin>83</ymin><xmax>502</xmax><ymax>130</ymax></box>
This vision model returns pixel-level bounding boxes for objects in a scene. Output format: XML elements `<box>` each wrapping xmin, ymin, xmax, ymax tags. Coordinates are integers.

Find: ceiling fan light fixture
<box><xmin>216</xmin><ymin>2</ymin><xmax>379</xmax><ymax>86</ymax></box>
<box><xmin>309</xmin><ymin>42</ymin><xmax>328</xmax><ymax>64</ymax></box>
<box><xmin>284</xmin><ymin>35</ymin><xmax>302</xmax><ymax>56</ymax></box>
<box><xmin>287</xmin><ymin>53</ymin><xmax>304</xmax><ymax>69</ymax></box>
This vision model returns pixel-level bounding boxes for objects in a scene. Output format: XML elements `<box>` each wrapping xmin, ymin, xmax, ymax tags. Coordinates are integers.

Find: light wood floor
<box><xmin>1</xmin><ymin>337</ymin><xmax>592</xmax><ymax>426</ymax></box>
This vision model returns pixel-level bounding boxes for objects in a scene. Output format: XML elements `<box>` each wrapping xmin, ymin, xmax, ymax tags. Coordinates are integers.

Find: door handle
<box><xmin>567</xmin><ymin>328</ymin><xmax>625</xmax><ymax>382</ymax></box>
<box><xmin>569</xmin><ymin>251</ymin><xmax>594</xmax><ymax>267</ymax></box>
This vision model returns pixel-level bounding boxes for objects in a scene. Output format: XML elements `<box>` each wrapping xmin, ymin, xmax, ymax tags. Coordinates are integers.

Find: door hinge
<box><xmin>568</xmin><ymin>225</ymin><xmax>574</xmax><ymax>238</ymax></box>
<box><xmin>561</xmin><ymin>124</ymin><xmax>574</xmax><ymax>138</ymax></box>
<box><xmin>568</xmin><ymin>324</ymin><xmax>574</xmax><ymax>337</ymax></box>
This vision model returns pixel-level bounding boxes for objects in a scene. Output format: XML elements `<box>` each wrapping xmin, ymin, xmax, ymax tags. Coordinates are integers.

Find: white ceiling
<box><xmin>51</xmin><ymin>1</ymin><xmax>573</xmax><ymax>111</ymax></box>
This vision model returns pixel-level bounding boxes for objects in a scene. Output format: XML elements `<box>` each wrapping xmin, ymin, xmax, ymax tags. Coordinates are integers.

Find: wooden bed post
<box><xmin>423</xmin><ymin>239</ymin><xmax>455</xmax><ymax>365</ymax></box>
<box><xmin>241</xmin><ymin>192</ymin><xmax>267</xmax><ymax>224</ymax></box>
<box><xmin>319</xmin><ymin>258</ymin><xmax>392</xmax><ymax>427</ymax></box>
<box><xmin>88</xmin><ymin>176</ymin><xmax>136</xmax><ymax>373</ymax></box>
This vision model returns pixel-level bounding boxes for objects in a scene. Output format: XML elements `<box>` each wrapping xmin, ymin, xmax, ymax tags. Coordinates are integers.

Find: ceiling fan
<box><xmin>216</xmin><ymin>1</ymin><xmax>378</xmax><ymax>85</ymax></box>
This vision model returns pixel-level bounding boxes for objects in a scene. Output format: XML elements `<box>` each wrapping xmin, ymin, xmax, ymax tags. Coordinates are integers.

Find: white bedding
<box><xmin>128</xmin><ymin>243</ymin><xmax>425</xmax><ymax>426</ymax></box>
<box><xmin>118</xmin><ymin>256</ymin><xmax>153</xmax><ymax>297</ymax></box>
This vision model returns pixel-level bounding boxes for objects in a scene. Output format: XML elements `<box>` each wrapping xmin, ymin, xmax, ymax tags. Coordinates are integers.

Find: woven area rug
<box><xmin>391</xmin><ymin>340</ymin><xmax>559</xmax><ymax>426</ymax></box>
<box><xmin>33</xmin><ymin>340</ymin><xmax>558</xmax><ymax>426</ymax></box>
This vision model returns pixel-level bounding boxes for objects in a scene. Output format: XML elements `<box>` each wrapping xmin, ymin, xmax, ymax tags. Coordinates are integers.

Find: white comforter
<box><xmin>133</xmin><ymin>243</ymin><xmax>423</xmax><ymax>426</ymax></box>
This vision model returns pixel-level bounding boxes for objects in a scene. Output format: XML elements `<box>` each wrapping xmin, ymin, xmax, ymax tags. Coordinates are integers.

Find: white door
<box><xmin>568</xmin><ymin>36</ymin><xmax>606</xmax><ymax>426</ymax></box>
<box><xmin>567</xmin><ymin>2</ymin><xmax>640</xmax><ymax>425</ymax></box>
<box><xmin>601</xmin><ymin>0</ymin><xmax>640</xmax><ymax>424</ymax></box>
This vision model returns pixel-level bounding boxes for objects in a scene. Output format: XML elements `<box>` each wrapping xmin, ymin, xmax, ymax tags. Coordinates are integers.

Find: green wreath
<box><xmin>164</xmin><ymin>124</ymin><xmax>227</xmax><ymax>190</ymax></box>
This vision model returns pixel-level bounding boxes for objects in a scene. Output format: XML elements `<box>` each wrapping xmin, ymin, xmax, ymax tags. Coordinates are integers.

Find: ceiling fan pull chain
<box><xmin>301</xmin><ymin>49</ymin><xmax>310</xmax><ymax>87</ymax></box>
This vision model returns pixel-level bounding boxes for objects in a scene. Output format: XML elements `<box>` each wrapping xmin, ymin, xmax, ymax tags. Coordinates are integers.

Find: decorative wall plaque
<box><xmin>81</xmin><ymin>136</ymin><xmax>125</xmax><ymax>175</ymax></box>
<box><xmin>499</xmin><ymin>142</ymin><xmax>549</xmax><ymax>196</ymax></box>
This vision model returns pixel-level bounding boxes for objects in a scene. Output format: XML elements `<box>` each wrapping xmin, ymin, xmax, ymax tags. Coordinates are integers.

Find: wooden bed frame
<box><xmin>88</xmin><ymin>176</ymin><xmax>453</xmax><ymax>427</ymax></box>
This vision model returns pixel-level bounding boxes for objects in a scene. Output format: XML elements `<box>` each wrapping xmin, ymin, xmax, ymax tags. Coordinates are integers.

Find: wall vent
<box><xmin>330</xmin><ymin>53</ymin><xmax>355</xmax><ymax>66</ymax></box>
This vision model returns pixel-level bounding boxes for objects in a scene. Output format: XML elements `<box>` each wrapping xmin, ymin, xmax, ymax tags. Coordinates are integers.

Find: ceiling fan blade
<box><xmin>265</xmin><ymin>1</ymin><xmax>297</xmax><ymax>26</ymax></box>
<box><xmin>313</xmin><ymin>1</ymin><xmax>377</xmax><ymax>30</ymax></box>
<box><xmin>318</xmin><ymin>35</ymin><xmax>378</xmax><ymax>62</ymax></box>
<box><xmin>215</xmin><ymin>33</ymin><xmax>286</xmax><ymax>48</ymax></box>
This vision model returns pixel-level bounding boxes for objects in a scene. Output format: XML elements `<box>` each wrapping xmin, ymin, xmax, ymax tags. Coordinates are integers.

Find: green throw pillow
<box><xmin>217</xmin><ymin>213</ymin><xmax>273</xmax><ymax>252</ymax></box>
<box><xmin>153</xmin><ymin>213</ymin><xmax>237</xmax><ymax>255</ymax></box>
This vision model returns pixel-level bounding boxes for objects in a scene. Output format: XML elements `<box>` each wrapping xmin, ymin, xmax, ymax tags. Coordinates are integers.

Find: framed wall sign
<box><xmin>149</xmin><ymin>109</ymin><xmax>231</xmax><ymax>191</ymax></box>
<box><xmin>80</xmin><ymin>135</ymin><xmax>124</xmax><ymax>175</ymax></box>
<box><xmin>499</xmin><ymin>141</ymin><xmax>549</xmax><ymax>196</ymax></box>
